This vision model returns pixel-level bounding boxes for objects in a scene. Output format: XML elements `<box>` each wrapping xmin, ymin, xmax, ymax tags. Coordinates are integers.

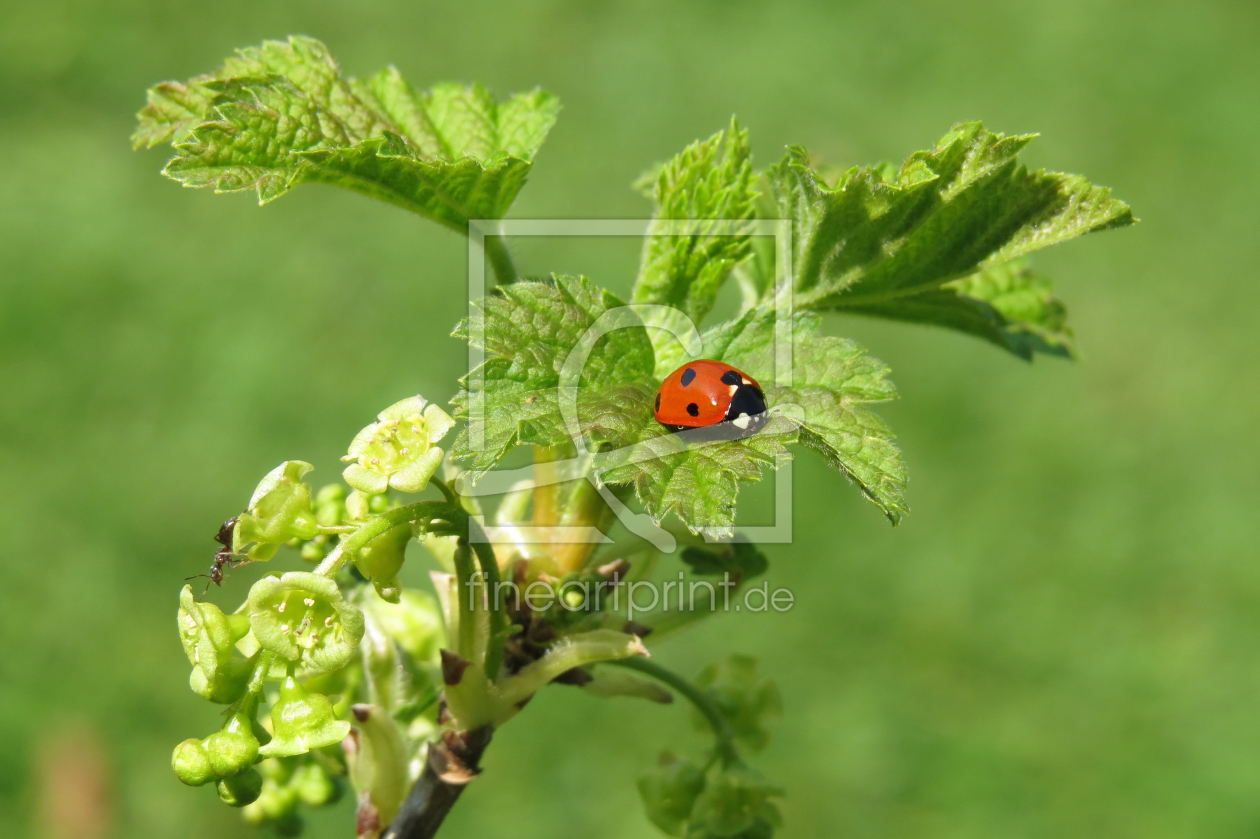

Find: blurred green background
<box><xmin>2</xmin><ymin>0</ymin><xmax>1258</xmax><ymax>837</ymax></box>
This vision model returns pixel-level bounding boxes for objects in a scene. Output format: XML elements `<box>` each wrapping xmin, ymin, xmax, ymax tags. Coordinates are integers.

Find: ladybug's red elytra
<box><xmin>654</xmin><ymin>360</ymin><xmax>768</xmax><ymax>433</ymax></box>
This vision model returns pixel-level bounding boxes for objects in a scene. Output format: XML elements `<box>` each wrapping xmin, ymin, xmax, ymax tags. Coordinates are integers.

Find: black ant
<box><xmin>187</xmin><ymin>516</ymin><xmax>251</xmax><ymax>594</ymax></box>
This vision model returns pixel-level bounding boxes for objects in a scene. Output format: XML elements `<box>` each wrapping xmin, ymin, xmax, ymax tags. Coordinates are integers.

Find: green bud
<box><xmin>300</xmin><ymin>535</ymin><xmax>329</xmax><ymax>563</ymax></box>
<box><xmin>178</xmin><ymin>586</ymin><xmax>253</xmax><ymax>703</ymax></box>
<box><xmin>363</xmin><ymin>587</ymin><xmax>444</xmax><ymax>664</ymax></box>
<box><xmin>341</xmin><ymin>395</ymin><xmax>454</xmax><ymax>495</ymax></box>
<box><xmin>353</xmin><ymin>522</ymin><xmax>411</xmax><ymax>603</ymax></box>
<box><xmin>314</xmin><ymin>483</ymin><xmax>347</xmax><ymax>526</ymax></box>
<box><xmin>345</xmin><ymin>490</ymin><xmax>372</xmax><ymax>522</ymax></box>
<box><xmin>248</xmin><ymin>572</ymin><xmax>365</xmax><ymax>673</ymax></box>
<box><xmin>204</xmin><ymin>706</ymin><xmax>261</xmax><ymax>778</ymax></box>
<box><xmin>217</xmin><ymin>767</ymin><xmax>264</xmax><ymax>807</ymax></box>
<box><xmin>259</xmin><ymin>668</ymin><xmax>352</xmax><ymax>758</ymax></box>
<box><xmin>637</xmin><ymin>752</ymin><xmax>706</xmax><ymax>837</ymax></box>
<box><xmin>233</xmin><ymin>461</ymin><xmax>321</xmax><ymax>561</ymax></box>
<box><xmin>693</xmin><ymin>655</ymin><xmax>782</xmax><ymax>753</ymax></box>
<box><xmin>242</xmin><ymin>760</ymin><xmax>301</xmax><ymax>825</ymax></box>
<box><xmin>690</xmin><ymin>766</ymin><xmax>782</xmax><ymax>839</ymax></box>
<box><xmin>172</xmin><ymin>738</ymin><xmax>215</xmax><ymax>787</ymax></box>
<box><xmin>292</xmin><ymin>761</ymin><xmax>340</xmax><ymax>806</ymax></box>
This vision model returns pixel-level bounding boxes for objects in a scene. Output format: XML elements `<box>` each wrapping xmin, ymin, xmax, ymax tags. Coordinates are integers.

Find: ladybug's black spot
<box><xmin>686</xmin><ymin>402</ymin><xmax>700</xmax><ymax>417</ymax></box>
<box><xmin>720</xmin><ymin>370</ymin><xmax>742</xmax><ymax>386</ymax></box>
<box><xmin>654</xmin><ymin>392</ymin><xmax>661</xmax><ymax>412</ymax></box>
<box><xmin>680</xmin><ymin>368</ymin><xmax>696</xmax><ymax>387</ymax></box>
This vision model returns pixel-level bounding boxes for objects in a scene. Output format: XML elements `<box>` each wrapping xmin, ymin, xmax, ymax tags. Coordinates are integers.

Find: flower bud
<box><xmin>341</xmin><ymin>396</ymin><xmax>454</xmax><ymax>494</ymax></box>
<box><xmin>204</xmin><ymin>707</ymin><xmax>261</xmax><ymax>778</ymax></box>
<box><xmin>352</xmin><ymin>522</ymin><xmax>411</xmax><ymax>603</ymax></box>
<box><xmin>345</xmin><ymin>490</ymin><xmax>372</xmax><ymax>522</ymax></box>
<box><xmin>242</xmin><ymin>759</ymin><xmax>301</xmax><ymax>825</ymax></box>
<box><xmin>217</xmin><ymin>767</ymin><xmax>264</xmax><ymax>807</ymax></box>
<box><xmin>637</xmin><ymin>752</ymin><xmax>706</xmax><ymax>837</ymax></box>
<box><xmin>248</xmin><ymin>572</ymin><xmax>365</xmax><ymax>673</ymax></box>
<box><xmin>172</xmin><ymin>738</ymin><xmax>214</xmax><ymax>787</ymax></box>
<box><xmin>292</xmin><ymin>761</ymin><xmax>340</xmax><ymax>806</ymax></box>
<box><xmin>300</xmin><ymin>535</ymin><xmax>329</xmax><ymax>563</ymax></box>
<box><xmin>233</xmin><ymin>461</ymin><xmax>321</xmax><ymax>561</ymax></box>
<box><xmin>693</xmin><ymin>655</ymin><xmax>782</xmax><ymax>753</ymax></box>
<box><xmin>259</xmin><ymin>668</ymin><xmax>352</xmax><ymax>758</ymax></box>
<box><xmin>314</xmin><ymin>483</ymin><xmax>347</xmax><ymax>527</ymax></box>
<box><xmin>178</xmin><ymin>585</ymin><xmax>253</xmax><ymax>704</ymax></box>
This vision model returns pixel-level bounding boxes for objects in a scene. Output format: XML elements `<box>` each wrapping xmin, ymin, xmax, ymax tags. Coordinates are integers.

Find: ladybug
<box><xmin>654</xmin><ymin>360</ymin><xmax>767</xmax><ymax>435</ymax></box>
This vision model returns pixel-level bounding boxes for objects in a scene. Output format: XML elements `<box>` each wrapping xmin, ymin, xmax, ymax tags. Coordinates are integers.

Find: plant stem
<box><xmin>315</xmin><ymin>501</ymin><xmax>448</xmax><ymax>577</ymax></box>
<box><xmin>463</xmin><ymin>518</ymin><xmax>508</xmax><ymax>680</ymax></box>
<box><xmin>608</xmin><ymin>657</ymin><xmax>742</xmax><ymax>768</ymax></box>
<box><xmin>452</xmin><ymin>539</ymin><xmax>480</xmax><ymax>661</ymax></box>
<box><xmin>428</xmin><ymin>477</ymin><xmax>508</xmax><ymax>679</ymax></box>
<box><xmin>484</xmin><ymin>233</ymin><xmax>518</xmax><ymax>286</ymax></box>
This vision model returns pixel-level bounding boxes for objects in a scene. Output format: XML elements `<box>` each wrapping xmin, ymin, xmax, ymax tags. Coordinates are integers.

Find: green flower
<box><xmin>353</xmin><ymin>522</ymin><xmax>412</xmax><ymax>603</ymax></box>
<box><xmin>178</xmin><ymin>585</ymin><xmax>253</xmax><ymax>703</ymax></box>
<box><xmin>248</xmin><ymin>572</ymin><xmax>365</xmax><ymax>673</ymax></box>
<box><xmin>259</xmin><ymin>668</ymin><xmax>352</xmax><ymax>758</ymax></box>
<box><xmin>341</xmin><ymin>396</ymin><xmax>454</xmax><ymax>494</ymax></box>
<box><xmin>217</xmin><ymin>768</ymin><xmax>264</xmax><ymax>807</ymax></box>
<box><xmin>637</xmin><ymin>752</ymin><xmax>707</xmax><ymax>837</ymax></box>
<box><xmin>233</xmin><ymin>461</ymin><xmax>321</xmax><ymax>561</ymax></box>
<box><xmin>693</xmin><ymin>655</ymin><xmax>782</xmax><ymax>753</ymax></box>
<box><xmin>690</xmin><ymin>766</ymin><xmax>782</xmax><ymax>838</ymax></box>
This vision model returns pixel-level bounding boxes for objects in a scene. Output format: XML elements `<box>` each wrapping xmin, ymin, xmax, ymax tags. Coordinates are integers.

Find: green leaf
<box><xmin>841</xmin><ymin>258</ymin><xmax>1076</xmax><ymax>360</ymax></box>
<box><xmin>758</xmin><ymin>121</ymin><xmax>1132</xmax><ymax>332</ymax></box>
<box><xmin>702</xmin><ymin>304</ymin><xmax>908</xmax><ymax>522</ymax></box>
<box><xmin>451</xmin><ymin>275</ymin><xmax>657</xmax><ymax>477</ymax></box>
<box><xmin>594</xmin><ymin>413</ymin><xmax>797</xmax><ymax>539</ymax></box>
<box><xmin>453</xmin><ymin>276</ymin><xmax>901</xmax><ymax>533</ymax></box>
<box><xmin>631</xmin><ymin>118</ymin><xmax>757</xmax><ymax>325</ymax></box>
<box><xmin>132</xmin><ymin>79</ymin><xmax>218</xmax><ymax>149</ymax></box>
<box><xmin>680</xmin><ymin>540</ymin><xmax>769</xmax><ymax>581</ymax></box>
<box><xmin>137</xmin><ymin>36</ymin><xmax>558</xmax><ymax>228</ymax></box>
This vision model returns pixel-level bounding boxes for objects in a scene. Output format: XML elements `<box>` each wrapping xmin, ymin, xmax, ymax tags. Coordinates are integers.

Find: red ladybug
<box><xmin>654</xmin><ymin>360</ymin><xmax>767</xmax><ymax>433</ymax></box>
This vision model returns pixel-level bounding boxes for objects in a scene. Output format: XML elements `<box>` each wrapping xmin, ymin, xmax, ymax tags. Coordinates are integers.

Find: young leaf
<box><xmin>135</xmin><ymin>36</ymin><xmax>558</xmax><ymax>229</ymax></box>
<box><xmin>755</xmin><ymin>122</ymin><xmax>1131</xmax><ymax>350</ymax></box>
<box><xmin>451</xmin><ymin>275</ymin><xmax>657</xmax><ymax>477</ymax></box>
<box><xmin>593</xmin><ymin>413</ymin><xmax>797</xmax><ymax>539</ymax></box>
<box><xmin>703</xmin><ymin>304</ymin><xmax>907</xmax><ymax>521</ymax></box>
<box><xmin>453</xmin><ymin>274</ymin><xmax>901</xmax><ymax>533</ymax></box>
<box><xmin>841</xmin><ymin>259</ymin><xmax>1076</xmax><ymax>360</ymax></box>
<box><xmin>680</xmin><ymin>540</ymin><xmax>769</xmax><ymax>581</ymax></box>
<box><xmin>631</xmin><ymin>119</ymin><xmax>757</xmax><ymax>325</ymax></box>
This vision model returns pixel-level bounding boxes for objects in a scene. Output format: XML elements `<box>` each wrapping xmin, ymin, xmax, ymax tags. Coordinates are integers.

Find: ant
<box><xmin>187</xmin><ymin>516</ymin><xmax>251</xmax><ymax>594</ymax></box>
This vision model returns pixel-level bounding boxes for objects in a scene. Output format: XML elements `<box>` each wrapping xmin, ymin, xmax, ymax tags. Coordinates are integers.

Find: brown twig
<box><xmin>382</xmin><ymin>726</ymin><xmax>493</xmax><ymax>839</ymax></box>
